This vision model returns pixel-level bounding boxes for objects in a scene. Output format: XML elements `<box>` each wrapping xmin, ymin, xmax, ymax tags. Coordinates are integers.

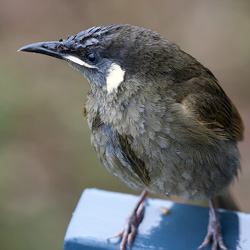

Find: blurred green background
<box><xmin>1</xmin><ymin>0</ymin><xmax>250</xmax><ymax>249</ymax></box>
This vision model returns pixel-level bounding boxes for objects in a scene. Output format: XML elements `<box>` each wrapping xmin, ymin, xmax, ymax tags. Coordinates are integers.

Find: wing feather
<box><xmin>178</xmin><ymin>75</ymin><xmax>244</xmax><ymax>141</ymax></box>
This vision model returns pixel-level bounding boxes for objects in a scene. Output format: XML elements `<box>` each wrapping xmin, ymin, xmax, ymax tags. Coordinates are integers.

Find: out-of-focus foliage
<box><xmin>0</xmin><ymin>1</ymin><xmax>250</xmax><ymax>249</ymax></box>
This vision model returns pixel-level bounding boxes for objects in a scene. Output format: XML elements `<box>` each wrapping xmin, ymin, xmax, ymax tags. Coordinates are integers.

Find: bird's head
<box><xmin>19</xmin><ymin>24</ymin><xmax>179</xmax><ymax>96</ymax></box>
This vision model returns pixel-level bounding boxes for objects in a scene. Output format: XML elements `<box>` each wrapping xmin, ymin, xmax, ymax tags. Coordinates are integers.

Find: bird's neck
<box><xmin>85</xmin><ymin>84</ymin><xmax>145</xmax><ymax>136</ymax></box>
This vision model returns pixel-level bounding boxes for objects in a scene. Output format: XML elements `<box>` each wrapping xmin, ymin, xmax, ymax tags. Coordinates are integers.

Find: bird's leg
<box><xmin>198</xmin><ymin>198</ymin><xmax>227</xmax><ymax>250</ymax></box>
<box><xmin>111</xmin><ymin>190</ymin><xmax>147</xmax><ymax>250</ymax></box>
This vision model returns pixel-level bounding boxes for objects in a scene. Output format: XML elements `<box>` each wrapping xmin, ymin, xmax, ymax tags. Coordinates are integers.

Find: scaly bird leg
<box><xmin>198</xmin><ymin>198</ymin><xmax>227</xmax><ymax>250</ymax></box>
<box><xmin>110</xmin><ymin>190</ymin><xmax>148</xmax><ymax>250</ymax></box>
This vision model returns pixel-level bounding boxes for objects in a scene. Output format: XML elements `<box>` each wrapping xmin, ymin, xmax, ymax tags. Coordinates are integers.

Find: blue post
<box><xmin>64</xmin><ymin>189</ymin><xmax>250</xmax><ymax>250</ymax></box>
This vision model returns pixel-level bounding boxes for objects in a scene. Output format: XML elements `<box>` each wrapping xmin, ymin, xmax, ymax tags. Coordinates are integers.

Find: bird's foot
<box><xmin>198</xmin><ymin>199</ymin><xmax>228</xmax><ymax>250</ymax></box>
<box><xmin>109</xmin><ymin>190</ymin><xmax>147</xmax><ymax>250</ymax></box>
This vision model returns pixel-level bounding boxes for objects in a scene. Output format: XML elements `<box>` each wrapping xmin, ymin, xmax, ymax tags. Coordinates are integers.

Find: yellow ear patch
<box><xmin>106</xmin><ymin>63</ymin><xmax>125</xmax><ymax>93</ymax></box>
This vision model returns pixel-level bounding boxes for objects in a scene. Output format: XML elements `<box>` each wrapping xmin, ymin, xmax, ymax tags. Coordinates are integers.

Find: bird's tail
<box><xmin>188</xmin><ymin>189</ymin><xmax>239</xmax><ymax>211</ymax></box>
<box><xmin>213</xmin><ymin>189</ymin><xmax>239</xmax><ymax>211</ymax></box>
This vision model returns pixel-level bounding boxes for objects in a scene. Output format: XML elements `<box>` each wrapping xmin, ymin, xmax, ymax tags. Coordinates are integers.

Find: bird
<box><xmin>19</xmin><ymin>24</ymin><xmax>244</xmax><ymax>250</ymax></box>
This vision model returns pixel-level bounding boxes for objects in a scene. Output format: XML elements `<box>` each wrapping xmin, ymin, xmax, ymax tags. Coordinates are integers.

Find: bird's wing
<box><xmin>90</xmin><ymin>111</ymin><xmax>150</xmax><ymax>187</ymax></box>
<box><xmin>117</xmin><ymin>134</ymin><xmax>151</xmax><ymax>186</ymax></box>
<box><xmin>178</xmin><ymin>75</ymin><xmax>244</xmax><ymax>141</ymax></box>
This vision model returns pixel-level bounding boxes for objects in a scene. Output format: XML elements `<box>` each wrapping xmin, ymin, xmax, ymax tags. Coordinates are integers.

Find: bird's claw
<box><xmin>118</xmin><ymin>201</ymin><xmax>144</xmax><ymax>250</ymax></box>
<box><xmin>198</xmin><ymin>229</ymin><xmax>228</xmax><ymax>250</ymax></box>
<box><xmin>198</xmin><ymin>199</ymin><xmax>228</xmax><ymax>250</ymax></box>
<box><xmin>109</xmin><ymin>190</ymin><xmax>147</xmax><ymax>250</ymax></box>
<box><xmin>198</xmin><ymin>230</ymin><xmax>227</xmax><ymax>250</ymax></box>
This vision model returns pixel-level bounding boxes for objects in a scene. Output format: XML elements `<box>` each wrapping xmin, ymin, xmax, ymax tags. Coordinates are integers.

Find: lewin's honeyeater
<box><xmin>19</xmin><ymin>24</ymin><xmax>244</xmax><ymax>250</ymax></box>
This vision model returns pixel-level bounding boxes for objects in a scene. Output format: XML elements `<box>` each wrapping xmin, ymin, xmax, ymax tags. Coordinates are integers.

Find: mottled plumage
<box><xmin>19</xmin><ymin>24</ymin><xmax>244</xmax><ymax>250</ymax></box>
<box><xmin>82</xmin><ymin>25</ymin><xmax>243</xmax><ymax>200</ymax></box>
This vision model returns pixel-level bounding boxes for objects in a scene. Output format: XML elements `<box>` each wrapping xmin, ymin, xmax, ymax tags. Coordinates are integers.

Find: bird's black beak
<box><xmin>18</xmin><ymin>41</ymin><xmax>68</xmax><ymax>60</ymax></box>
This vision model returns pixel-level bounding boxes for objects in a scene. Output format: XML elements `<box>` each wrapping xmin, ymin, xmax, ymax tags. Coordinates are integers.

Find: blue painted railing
<box><xmin>64</xmin><ymin>188</ymin><xmax>250</xmax><ymax>250</ymax></box>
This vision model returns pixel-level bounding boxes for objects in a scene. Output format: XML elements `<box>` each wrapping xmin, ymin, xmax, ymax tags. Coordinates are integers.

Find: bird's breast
<box><xmin>84</xmin><ymin>90</ymin><xmax>240</xmax><ymax>200</ymax></box>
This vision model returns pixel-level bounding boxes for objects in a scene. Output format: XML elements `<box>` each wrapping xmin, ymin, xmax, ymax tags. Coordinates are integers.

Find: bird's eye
<box><xmin>85</xmin><ymin>52</ymin><xmax>99</xmax><ymax>65</ymax></box>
